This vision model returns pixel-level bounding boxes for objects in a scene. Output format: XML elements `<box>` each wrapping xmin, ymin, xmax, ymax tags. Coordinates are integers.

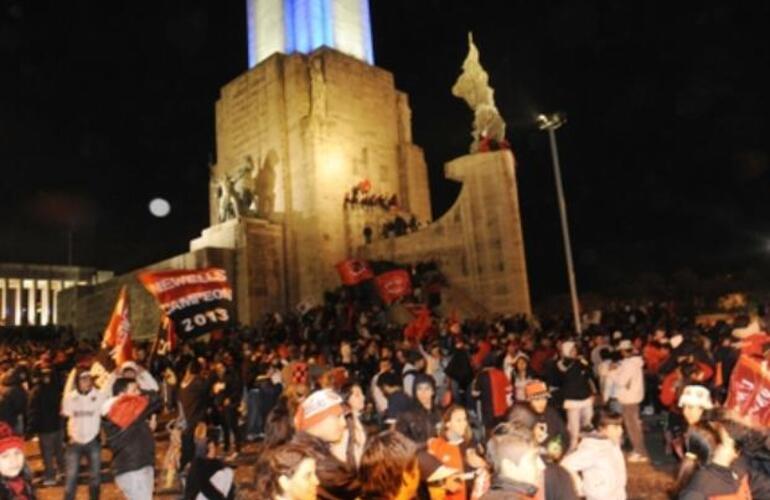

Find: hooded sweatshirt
<box><xmin>607</xmin><ymin>355</ymin><xmax>645</xmax><ymax>405</ymax></box>
<box><xmin>561</xmin><ymin>433</ymin><xmax>626</xmax><ymax>500</ymax></box>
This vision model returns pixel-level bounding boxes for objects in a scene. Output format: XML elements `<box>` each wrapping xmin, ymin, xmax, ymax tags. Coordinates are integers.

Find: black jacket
<box><xmin>291</xmin><ymin>432</ymin><xmax>360</xmax><ymax>500</ymax></box>
<box><xmin>0</xmin><ymin>369</ymin><xmax>27</xmax><ymax>428</ymax></box>
<box><xmin>102</xmin><ymin>391</ymin><xmax>162</xmax><ymax>476</ymax></box>
<box><xmin>27</xmin><ymin>379</ymin><xmax>63</xmax><ymax>435</ymax></box>
<box><xmin>179</xmin><ymin>375</ymin><xmax>212</xmax><ymax>427</ymax></box>
<box><xmin>556</xmin><ymin>358</ymin><xmax>594</xmax><ymax>401</ymax></box>
<box><xmin>384</xmin><ymin>390</ymin><xmax>417</xmax><ymax>422</ymax></box>
<box><xmin>395</xmin><ymin>404</ymin><xmax>440</xmax><ymax>445</ymax></box>
<box><xmin>679</xmin><ymin>463</ymin><xmax>751</xmax><ymax>500</ymax></box>
<box><xmin>534</xmin><ymin>405</ymin><xmax>570</xmax><ymax>452</ymax></box>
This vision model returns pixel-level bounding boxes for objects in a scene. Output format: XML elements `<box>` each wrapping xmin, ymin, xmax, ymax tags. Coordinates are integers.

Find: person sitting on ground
<box><xmin>561</xmin><ymin>408</ymin><xmax>627</xmax><ymax>500</ymax></box>
<box><xmin>359</xmin><ymin>430</ymin><xmax>420</xmax><ymax>500</ymax></box>
<box><xmin>0</xmin><ymin>421</ymin><xmax>34</xmax><ymax>499</ymax></box>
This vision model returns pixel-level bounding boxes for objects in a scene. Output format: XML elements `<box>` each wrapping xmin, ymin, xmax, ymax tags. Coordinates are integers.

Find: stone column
<box><xmin>51</xmin><ymin>281</ymin><xmax>63</xmax><ymax>325</ymax></box>
<box><xmin>24</xmin><ymin>279</ymin><xmax>36</xmax><ymax>325</ymax></box>
<box><xmin>8</xmin><ymin>279</ymin><xmax>21</xmax><ymax>326</ymax></box>
<box><xmin>39</xmin><ymin>280</ymin><xmax>51</xmax><ymax>326</ymax></box>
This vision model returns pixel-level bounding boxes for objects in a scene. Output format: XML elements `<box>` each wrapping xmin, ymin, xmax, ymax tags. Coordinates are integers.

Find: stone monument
<box><xmin>59</xmin><ymin>2</ymin><xmax>531</xmax><ymax>336</ymax></box>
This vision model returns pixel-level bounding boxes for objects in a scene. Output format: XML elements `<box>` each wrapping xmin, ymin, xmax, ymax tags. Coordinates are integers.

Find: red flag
<box><xmin>725</xmin><ymin>355</ymin><xmax>770</xmax><ymax>426</ymax></box>
<box><xmin>335</xmin><ymin>259</ymin><xmax>374</xmax><ymax>286</ymax></box>
<box><xmin>102</xmin><ymin>286</ymin><xmax>133</xmax><ymax>366</ymax></box>
<box><xmin>374</xmin><ymin>269</ymin><xmax>412</xmax><ymax>304</ymax></box>
<box><xmin>404</xmin><ymin>306</ymin><xmax>432</xmax><ymax>342</ymax></box>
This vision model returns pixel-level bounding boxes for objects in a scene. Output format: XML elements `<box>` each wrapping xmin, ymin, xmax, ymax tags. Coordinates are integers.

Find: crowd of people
<box><xmin>0</xmin><ymin>297</ymin><xmax>769</xmax><ymax>499</ymax></box>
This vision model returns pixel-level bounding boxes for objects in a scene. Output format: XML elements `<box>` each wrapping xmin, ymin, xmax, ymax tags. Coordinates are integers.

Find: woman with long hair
<box><xmin>671</xmin><ymin>422</ymin><xmax>750</xmax><ymax>499</ymax></box>
<box><xmin>254</xmin><ymin>443</ymin><xmax>319</xmax><ymax>500</ymax></box>
<box><xmin>428</xmin><ymin>406</ymin><xmax>488</xmax><ymax>500</ymax></box>
<box><xmin>331</xmin><ymin>382</ymin><xmax>368</xmax><ymax>469</ymax></box>
<box><xmin>396</xmin><ymin>374</ymin><xmax>442</xmax><ymax>446</ymax></box>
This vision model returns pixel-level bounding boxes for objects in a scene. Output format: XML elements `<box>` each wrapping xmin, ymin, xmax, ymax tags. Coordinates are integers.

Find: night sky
<box><xmin>2</xmin><ymin>0</ymin><xmax>768</xmax><ymax>303</ymax></box>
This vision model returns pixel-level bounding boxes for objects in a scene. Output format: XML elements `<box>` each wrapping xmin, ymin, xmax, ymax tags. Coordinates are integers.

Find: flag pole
<box><xmin>147</xmin><ymin>314</ymin><xmax>165</xmax><ymax>369</ymax></box>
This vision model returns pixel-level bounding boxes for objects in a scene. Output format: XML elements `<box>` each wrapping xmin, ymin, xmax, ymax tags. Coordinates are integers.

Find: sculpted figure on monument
<box><xmin>309</xmin><ymin>57</ymin><xmax>327</xmax><ymax>121</ymax></box>
<box><xmin>452</xmin><ymin>33</ymin><xmax>507</xmax><ymax>153</ymax></box>
<box><xmin>215</xmin><ymin>173</ymin><xmax>241</xmax><ymax>222</ymax></box>
<box><xmin>254</xmin><ymin>149</ymin><xmax>278</xmax><ymax>218</ymax></box>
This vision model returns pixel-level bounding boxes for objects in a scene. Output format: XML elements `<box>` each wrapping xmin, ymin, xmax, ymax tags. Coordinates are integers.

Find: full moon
<box><xmin>148</xmin><ymin>198</ymin><xmax>171</xmax><ymax>217</ymax></box>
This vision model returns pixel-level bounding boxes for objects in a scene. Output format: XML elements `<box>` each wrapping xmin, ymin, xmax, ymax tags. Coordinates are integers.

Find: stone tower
<box><xmin>209</xmin><ymin>0</ymin><xmax>432</xmax><ymax>306</ymax></box>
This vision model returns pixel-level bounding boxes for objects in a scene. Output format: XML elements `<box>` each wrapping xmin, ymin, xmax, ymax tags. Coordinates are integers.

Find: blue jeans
<box><xmin>246</xmin><ymin>388</ymin><xmax>263</xmax><ymax>435</ymax></box>
<box><xmin>64</xmin><ymin>438</ymin><xmax>101</xmax><ymax>500</ymax></box>
<box><xmin>39</xmin><ymin>429</ymin><xmax>65</xmax><ymax>480</ymax></box>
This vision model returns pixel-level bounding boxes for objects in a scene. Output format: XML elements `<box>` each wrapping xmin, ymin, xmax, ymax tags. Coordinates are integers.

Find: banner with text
<box><xmin>725</xmin><ymin>355</ymin><xmax>770</xmax><ymax>426</ymax></box>
<box><xmin>138</xmin><ymin>268</ymin><xmax>234</xmax><ymax>339</ymax></box>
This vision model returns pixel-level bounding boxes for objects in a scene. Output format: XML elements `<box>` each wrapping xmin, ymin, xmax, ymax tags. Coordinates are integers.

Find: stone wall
<box><xmin>190</xmin><ymin>217</ymin><xmax>285</xmax><ymax>325</ymax></box>
<box><xmin>359</xmin><ymin>150</ymin><xmax>531</xmax><ymax>316</ymax></box>
<box><xmin>211</xmin><ymin>48</ymin><xmax>431</xmax><ymax>306</ymax></box>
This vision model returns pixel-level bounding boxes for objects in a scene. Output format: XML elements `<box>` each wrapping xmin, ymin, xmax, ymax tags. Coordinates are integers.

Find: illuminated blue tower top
<box><xmin>246</xmin><ymin>0</ymin><xmax>374</xmax><ymax>68</ymax></box>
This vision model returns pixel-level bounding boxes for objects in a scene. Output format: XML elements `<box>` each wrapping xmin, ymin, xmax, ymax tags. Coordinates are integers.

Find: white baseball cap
<box><xmin>678</xmin><ymin>385</ymin><xmax>714</xmax><ymax>410</ymax></box>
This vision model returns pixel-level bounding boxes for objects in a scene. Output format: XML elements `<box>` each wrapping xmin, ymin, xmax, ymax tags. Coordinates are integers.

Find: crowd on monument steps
<box><xmin>1</xmin><ymin>295</ymin><xmax>770</xmax><ymax>499</ymax></box>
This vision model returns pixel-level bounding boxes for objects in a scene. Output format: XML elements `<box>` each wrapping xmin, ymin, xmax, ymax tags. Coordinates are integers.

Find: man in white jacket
<box><xmin>607</xmin><ymin>339</ymin><xmax>648</xmax><ymax>462</ymax></box>
<box><xmin>61</xmin><ymin>369</ymin><xmax>110</xmax><ymax>500</ymax></box>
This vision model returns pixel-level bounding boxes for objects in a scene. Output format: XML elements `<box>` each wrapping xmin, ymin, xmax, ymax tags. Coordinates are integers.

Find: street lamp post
<box><xmin>537</xmin><ymin>112</ymin><xmax>582</xmax><ymax>334</ymax></box>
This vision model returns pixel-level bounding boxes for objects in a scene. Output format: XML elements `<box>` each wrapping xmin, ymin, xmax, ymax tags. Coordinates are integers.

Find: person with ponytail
<box><xmin>672</xmin><ymin>422</ymin><xmax>751</xmax><ymax>499</ymax></box>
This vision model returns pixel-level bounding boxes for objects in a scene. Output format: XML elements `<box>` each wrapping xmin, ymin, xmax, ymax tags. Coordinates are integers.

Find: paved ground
<box><xmin>27</xmin><ymin>414</ymin><xmax>677</xmax><ymax>499</ymax></box>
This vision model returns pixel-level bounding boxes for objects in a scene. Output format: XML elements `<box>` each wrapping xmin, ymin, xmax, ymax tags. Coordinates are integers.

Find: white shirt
<box><xmin>62</xmin><ymin>388</ymin><xmax>108</xmax><ymax>444</ymax></box>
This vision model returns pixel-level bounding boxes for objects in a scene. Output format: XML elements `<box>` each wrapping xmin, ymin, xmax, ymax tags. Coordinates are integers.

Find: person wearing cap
<box><xmin>290</xmin><ymin>389</ymin><xmax>360</xmax><ymax>500</ymax></box>
<box><xmin>678</xmin><ymin>385</ymin><xmax>713</xmax><ymax>427</ymax></box>
<box><xmin>523</xmin><ymin>380</ymin><xmax>570</xmax><ymax>460</ymax></box>
<box><xmin>0</xmin><ymin>421</ymin><xmax>34</xmax><ymax>499</ymax></box>
<box><xmin>555</xmin><ymin>340</ymin><xmax>595</xmax><ymax>452</ymax></box>
<box><xmin>27</xmin><ymin>360</ymin><xmax>65</xmax><ymax>486</ymax></box>
<box><xmin>606</xmin><ymin>338</ymin><xmax>648</xmax><ymax>463</ymax></box>
<box><xmin>61</xmin><ymin>367</ymin><xmax>109</xmax><ymax>500</ymax></box>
